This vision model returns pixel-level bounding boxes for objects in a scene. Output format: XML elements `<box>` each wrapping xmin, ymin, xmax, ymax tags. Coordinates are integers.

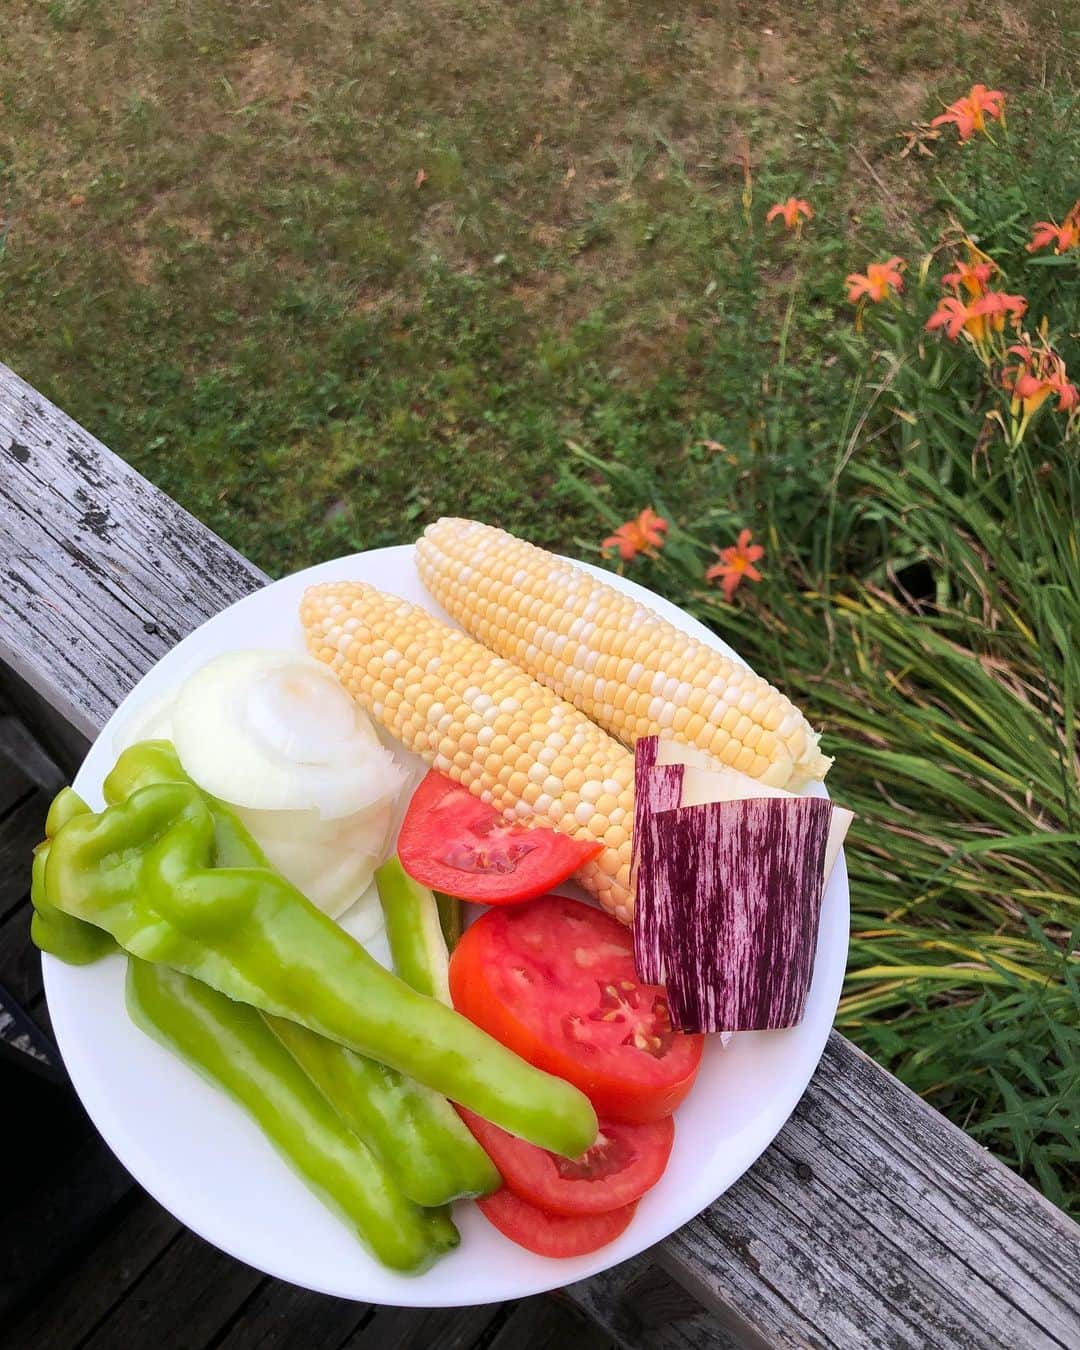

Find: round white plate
<box><xmin>44</xmin><ymin>544</ymin><xmax>848</xmax><ymax>1306</ymax></box>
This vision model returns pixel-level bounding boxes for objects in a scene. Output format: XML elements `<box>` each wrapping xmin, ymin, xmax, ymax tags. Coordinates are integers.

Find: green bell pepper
<box><xmin>126</xmin><ymin>957</ymin><xmax>457</xmax><ymax>1273</ymax></box>
<box><xmin>45</xmin><ymin>746</ymin><xmax>597</xmax><ymax>1158</ymax></box>
<box><xmin>30</xmin><ymin>788</ymin><xmax>118</xmax><ymax>964</ymax></box>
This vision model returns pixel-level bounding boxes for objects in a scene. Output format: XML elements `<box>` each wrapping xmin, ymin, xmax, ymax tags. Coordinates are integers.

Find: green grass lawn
<box><xmin>2</xmin><ymin>1</ymin><xmax>1073</xmax><ymax>568</ymax></box>
<box><xmin>3</xmin><ymin>1</ymin><xmax>1078</xmax><ymax>1209</ymax></box>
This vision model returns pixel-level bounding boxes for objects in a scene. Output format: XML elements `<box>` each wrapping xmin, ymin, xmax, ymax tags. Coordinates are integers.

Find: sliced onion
<box><xmin>336</xmin><ymin>878</ymin><xmax>389</xmax><ymax>951</ymax></box>
<box><xmin>171</xmin><ymin>650</ymin><xmax>404</xmax><ymax>819</ymax></box>
<box><xmin>230</xmin><ymin>800</ymin><xmax>394</xmax><ymax>919</ymax></box>
<box><xmin>112</xmin><ymin>649</ymin><xmax>404</xmax><ymax>928</ymax></box>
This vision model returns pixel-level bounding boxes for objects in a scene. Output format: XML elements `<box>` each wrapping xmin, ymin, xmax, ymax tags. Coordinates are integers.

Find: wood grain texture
<box><xmin>0</xmin><ymin>713</ymin><xmax>66</xmax><ymax>793</ymax></box>
<box><xmin>78</xmin><ymin>1225</ymin><xmax>265</xmax><ymax>1350</ymax></box>
<box><xmin>0</xmin><ymin>741</ymin><xmax>33</xmax><ymax>816</ymax></box>
<box><xmin>0</xmin><ymin>1191</ymin><xmax>183</xmax><ymax>1350</ymax></box>
<box><xmin>487</xmin><ymin>1297</ymin><xmax>614</xmax><ymax>1350</ymax></box>
<box><xmin>336</xmin><ymin>1303</ymin><xmax>506</xmax><ymax>1350</ymax></box>
<box><xmin>212</xmin><ymin>1280</ymin><xmax>371</xmax><ymax>1350</ymax></box>
<box><xmin>561</xmin><ymin>1254</ymin><xmax>746</xmax><ymax>1350</ymax></box>
<box><xmin>0</xmin><ymin>364</ymin><xmax>267</xmax><ymax>739</ymax></box>
<box><xmin>0</xmin><ymin>790</ymin><xmax>48</xmax><ymax>916</ymax></box>
<box><xmin>3</xmin><ymin>360</ymin><xmax>1079</xmax><ymax>1349</ymax></box>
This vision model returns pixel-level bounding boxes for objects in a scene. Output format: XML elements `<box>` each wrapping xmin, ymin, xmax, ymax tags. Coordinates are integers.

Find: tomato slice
<box><xmin>449</xmin><ymin>895</ymin><xmax>704</xmax><ymax>1123</ymax></box>
<box><xmin>476</xmin><ymin>1187</ymin><xmax>637</xmax><ymax>1258</ymax></box>
<box><xmin>458</xmin><ymin>1108</ymin><xmax>673</xmax><ymax>1216</ymax></box>
<box><xmin>398</xmin><ymin>770</ymin><xmax>601</xmax><ymax>903</ymax></box>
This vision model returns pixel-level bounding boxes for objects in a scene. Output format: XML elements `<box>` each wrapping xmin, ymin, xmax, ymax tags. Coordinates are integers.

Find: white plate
<box><xmin>44</xmin><ymin>545</ymin><xmax>849</xmax><ymax>1306</ymax></box>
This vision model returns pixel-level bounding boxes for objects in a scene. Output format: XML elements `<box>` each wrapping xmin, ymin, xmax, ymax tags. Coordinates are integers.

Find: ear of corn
<box><xmin>416</xmin><ymin>518</ymin><xmax>831</xmax><ymax>790</ymax></box>
<box><xmin>300</xmin><ymin>582</ymin><xmax>636</xmax><ymax>923</ymax></box>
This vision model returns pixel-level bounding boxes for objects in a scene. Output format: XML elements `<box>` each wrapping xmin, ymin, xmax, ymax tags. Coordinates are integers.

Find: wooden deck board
<box><xmin>0</xmin><ymin>752</ymin><xmax>33</xmax><ymax>817</ymax></box>
<box><xmin>1</xmin><ymin>1130</ymin><xmax>134</xmax><ymax>1326</ymax></box>
<box><xmin>488</xmin><ymin>1298</ymin><xmax>616</xmax><ymax>1350</ymax></box>
<box><xmin>0</xmin><ymin>1191</ymin><xmax>177</xmax><ymax>1348</ymax></box>
<box><xmin>0</xmin><ymin>708</ymin><xmax>66</xmax><ymax>794</ymax></box>
<box><xmin>79</xmin><ymin>1226</ymin><xmax>266</xmax><ymax>1350</ymax></box>
<box><xmin>336</xmin><ymin>1302</ymin><xmax>508</xmax><ymax>1350</ymax></box>
<box><xmin>0</xmin><ymin>901</ymin><xmax>41</xmax><ymax>1011</ymax></box>
<box><xmin>211</xmin><ymin>1279</ymin><xmax>372</xmax><ymax>1350</ymax></box>
<box><xmin>0</xmin><ymin>791</ymin><xmax>48</xmax><ymax>918</ymax></box>
<box><xmin>4</xmin><ymin>358</ymin><xmax>1080</xmax><ymax>1349</ymax></box>
<box><xmin>561</xmin><ymin>1258</ymin><xmax>745</xmax><ymax>1350</ymax></box>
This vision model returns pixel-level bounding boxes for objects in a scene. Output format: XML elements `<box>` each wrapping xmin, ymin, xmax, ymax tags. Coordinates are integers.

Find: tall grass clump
<box><xmin>565</xmin><ymin>87</ymin><xmax>1080</xmax><ymax>1213</ymax></box>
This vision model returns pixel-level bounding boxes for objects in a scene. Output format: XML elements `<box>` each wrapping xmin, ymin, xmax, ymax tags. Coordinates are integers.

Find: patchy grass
<box><xmin>2</xmin><ymin>1</ymin><xmax>1075</xmax><ymax>569</ymax></box>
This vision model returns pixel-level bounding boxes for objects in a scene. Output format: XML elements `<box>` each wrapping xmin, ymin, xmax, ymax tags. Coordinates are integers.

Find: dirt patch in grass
<box><xmin>235</xmin><ymin>44</ymin><xmax>309</xmax><ymax>108</ymax></box>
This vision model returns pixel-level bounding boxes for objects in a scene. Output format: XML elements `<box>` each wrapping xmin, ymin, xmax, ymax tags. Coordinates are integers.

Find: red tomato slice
<box><xmin>458</xmin><ymin>1108</ymin><xmax>673</xmax><ymax>1216</ymax></box>
<box><xmin>449</xmin><ymin>895</ymin><xmax>704</xmax><ymax>1123</ymax></box>
<box><xmin>476</xmin><ymin>1187</ymin><xmax>636</xmax><ymax>1258</ymax></box>
<box><xmin>398</xmin><ymin>770</ymin><xmax>602</xmax><ymax>903</ymax></box>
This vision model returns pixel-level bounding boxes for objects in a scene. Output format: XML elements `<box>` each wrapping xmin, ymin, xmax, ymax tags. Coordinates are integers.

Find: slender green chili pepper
<box><xmin>106</xmin><ymin>742</ymin><xmax>498</xmax><ymax>1202</ymax></box>
<box><xmin>103</xmin><ymin>741</ymin><xmax>501</xmax><ymax>1198</ymax></box>
<box><xmin>126</xmin><ymin>957</ymin><xmax>457</xmax><ymax>1273</ymax></box>
<box><xmin>267</xmin><ymin>1016</ymin><xmax>498</xmax><ymax>1205</ymax></box>
<box><xmin>30</xmin><ymin>788</ymin><xmax>118</xmax><ymax>964</ymax></box>
<box><xmin>44</xmin><ymin>744</ymin><xmax>495</xmax><ymax>1205</ymax></box>
<box><xmin>47</xmin><ymin>786</ymin><xmax>94</xmax><ymax>836</ymax></box>
<box><xmin>376</xmin><ymin>858</ymin><xmax>451</xmax><ymax>1004</ymax></box>
<box><xmin>46</xmin><ymin>749</ymin><xmax>597</xmax><ymax>1157</ymax></box>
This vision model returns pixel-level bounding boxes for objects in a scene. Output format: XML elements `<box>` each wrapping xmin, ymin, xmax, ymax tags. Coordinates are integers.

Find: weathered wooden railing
<box><xmin>2</xmin><ymin>362</ymin><xmax>1078</xmax><ymax>1350</ymax></box>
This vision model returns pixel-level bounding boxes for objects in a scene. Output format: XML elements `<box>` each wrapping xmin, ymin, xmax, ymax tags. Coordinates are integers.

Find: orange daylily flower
<box><xmin>705</xmin><ymin>529</ymin><xmax>764</xmax><ymax>602</ymax></box>
<box><xmin>1027</xmin><ymin>201</ymin><xmax>1080</xmax><ymax>254</ymax></box>
<box><xmin>931</xmin><ymin>85</ymin><xmax>1005</xmax><ymax>141</ymax></box>
<box><xmin>973</xmin><ymin>291</ymin><xmax>1027</xmax><ymax>327</ymax></box>
<box><xmin>942</xmin><ymin>257</ymin><xmax>996</xmax><ymax>298</ymax></box>
<box><xmin>926</xmin><ymin>290</ymin><xmax>1026</xmax><ymax>346</ymax></box>
<box><xmin>846</xmin><ymin>257</ymin><xmax>905</xmax><ymax>304</ymax></box>
<box><xmin>766</xmin><ymin>197</ymin><xmax>813</xmax><ymax>234</ymax></box>
<box><xmin>1003</xmin><ymin>341</ymin><xmax>1079</xmax><ymax>420</ymax></box>
<box><xmin>602</xmin><ymin>508</ymin><xmax>669</xmax><ymax>562</ymax></box>
<box><xmin>926</xmin><ymin>295</ymin><xmax>974</xmax><ymax>341</ymax></box>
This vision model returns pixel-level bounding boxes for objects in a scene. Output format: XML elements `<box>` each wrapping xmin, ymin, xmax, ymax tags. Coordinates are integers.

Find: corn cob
<box><xmin>301</xmin><ymin>582</ymin><xmax>637</xmax><ymax>922</ymax></box>
<box><xmin>416</xmin><ymin>518</ymin><xmax>831</xmax><ymax>790</ymax></box>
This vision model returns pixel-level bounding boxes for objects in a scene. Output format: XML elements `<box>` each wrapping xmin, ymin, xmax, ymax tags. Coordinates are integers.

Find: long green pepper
<box><xmin>375</xmin><ymin>857</ymin><xmax>453</xmax><ymax>1005</ymax></box>
<box><xmin>266</xmin><ymin>1016</ymin><xmax>498</xmax><ymax>1206</ymax></box>
<box><xmin>104</xmin><ymin>743</ymin><xmax>500</xmax><ymax>1201</ymax></box>
<box><xmin>30</xmin><ymin>788</ymin><xmax>118</xmax><ymax>964</ymax></box>
<box><xmin>37</xmin><ymin>746</ymin><xmax>498</xmax><ymax>1208</ymax></box>
<box><xmin>125</xmin><ymin>957</ymin><xmax>457</xmax><ymax>1273</ymax></box>
<box><xmin>44</xmin><ymin>742</ymin><xmax>597</xmax><ymax>1157</ymax></box>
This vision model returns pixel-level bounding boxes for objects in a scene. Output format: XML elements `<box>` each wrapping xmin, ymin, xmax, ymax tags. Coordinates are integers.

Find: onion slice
<box><xmin>111</xmin><ymin>649</ymin><xmax>406</xmax><ymax>923</ymax></box>
<box><xmin>230</xmin><ymin>800</ymin><xmax>394</xmax><ymax>919</ymax></box>
<box><xmin>171</xmin><ymin>649</ymin><xmax>403</xmax><ymax>819</ymax></box>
